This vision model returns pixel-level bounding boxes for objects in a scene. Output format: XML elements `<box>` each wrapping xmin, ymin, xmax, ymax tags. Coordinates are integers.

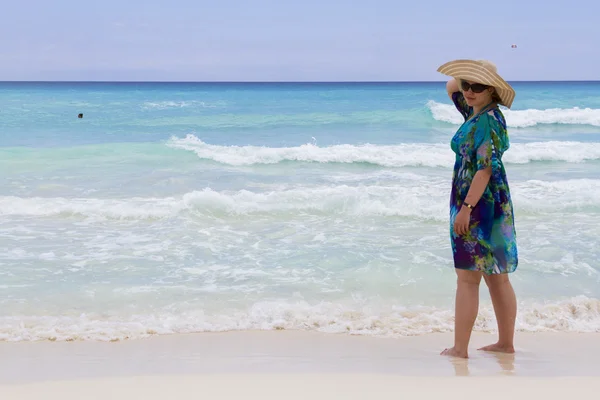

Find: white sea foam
<box><xmin>1</xmin><ymin>296</ymin><xmax>598</xmax><ymax>341</ymax></box>
<box><xmin>427</xmin><ymin>100</ymin><xmax>600</xmax><ymax>127</ymax></box>
<box><xmin>167</xmin><ymin>135</ymin><xmax>600</xmax><ymax>167</ymax></box>
<box><xmin>0</xmin><ymin>185</ymin><xmax>447</xmax><ymax>221</ymax></box>
<box><xmin>1</xmin><ymin>179</ymin><xmax>599</xmax><ymax>221</ymax></box>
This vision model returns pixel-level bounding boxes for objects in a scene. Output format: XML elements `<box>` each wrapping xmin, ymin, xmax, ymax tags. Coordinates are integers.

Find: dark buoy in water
<box><xmin>78</xmin><ymin>113</ymin><xmax>83</xmax><ymax>119</ymax></box>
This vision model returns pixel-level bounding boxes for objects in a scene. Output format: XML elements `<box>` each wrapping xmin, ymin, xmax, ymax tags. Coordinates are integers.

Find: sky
<box><xmin>0</xmin><ymin>0</ymin><xmax>598</xmax><ymax>81</ymax></box>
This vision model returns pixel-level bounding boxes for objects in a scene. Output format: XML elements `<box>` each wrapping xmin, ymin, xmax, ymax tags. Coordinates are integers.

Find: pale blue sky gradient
<box><xmin>1</xmin><ymin>0</ymin><xmax>598</xmax><ymax>81</ymax></box>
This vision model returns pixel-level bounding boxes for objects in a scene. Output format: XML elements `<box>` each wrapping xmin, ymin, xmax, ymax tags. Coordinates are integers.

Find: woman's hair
<box><xmin>491</xmin><ymin>91</ymin><xmax>502</xmax><ymax>104</ymax></box>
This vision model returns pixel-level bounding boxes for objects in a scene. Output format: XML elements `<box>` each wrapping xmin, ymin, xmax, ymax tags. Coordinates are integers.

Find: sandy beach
<box><xmin>1</xmin><ymin>330</ymin><xmax>599</xmax><ymax>399</ymax></box>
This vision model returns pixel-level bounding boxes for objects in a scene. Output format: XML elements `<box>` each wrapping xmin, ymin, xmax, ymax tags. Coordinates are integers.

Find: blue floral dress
<box><xmin>449</xmin><ymin>92</ymin><xmax>518</xmax><ymax>275</ymax></box>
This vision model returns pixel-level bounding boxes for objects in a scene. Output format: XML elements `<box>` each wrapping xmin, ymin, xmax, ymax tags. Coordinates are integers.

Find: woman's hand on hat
<box><xmin>446</xmin><ymin>78</ymin><xmax>460</xmax><ymax>99</ymax></box>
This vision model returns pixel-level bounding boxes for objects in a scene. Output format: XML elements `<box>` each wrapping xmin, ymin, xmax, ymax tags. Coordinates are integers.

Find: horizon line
<box><xmin>1</xmin><ymin>79</ymin><xmax>599</xmax><ymax>84</ymax></box>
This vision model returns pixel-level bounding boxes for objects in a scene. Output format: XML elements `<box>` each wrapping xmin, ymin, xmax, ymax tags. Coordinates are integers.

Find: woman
<box><xmin>436</xmin><ymin>60</ymin><xmax>519</xmax><ymax>358</ymax></box>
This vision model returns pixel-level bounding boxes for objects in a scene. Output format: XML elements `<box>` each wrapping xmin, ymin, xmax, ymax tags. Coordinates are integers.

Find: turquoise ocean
<box><xmin>1</xmin><ymin>81</ymin><xmax>599</xmax><ymax>341</ymax></box>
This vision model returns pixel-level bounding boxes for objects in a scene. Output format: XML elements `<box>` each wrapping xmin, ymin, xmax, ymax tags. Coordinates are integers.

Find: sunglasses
<box><xmin>461</xmin><ymin>81</ymin><xmax>489</xmax><ymax>93</ymax></box>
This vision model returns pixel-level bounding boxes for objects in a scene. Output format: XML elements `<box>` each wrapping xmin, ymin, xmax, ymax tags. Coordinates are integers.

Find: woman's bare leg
<box><xmin>441</xmin><ymin>269</ymin><xmax>482</xmax><ymax>358</ymax></box>
<box><xmin>478</xmin><ymin>273</ymin><xmax>516</xmax><ymax>353</ymax></box>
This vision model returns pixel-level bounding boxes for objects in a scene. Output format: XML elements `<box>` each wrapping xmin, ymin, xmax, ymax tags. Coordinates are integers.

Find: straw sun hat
<box><xmin>437</xmin><ymin>59</ymin><xmax>515</xmax><ymax>108</ymax></box>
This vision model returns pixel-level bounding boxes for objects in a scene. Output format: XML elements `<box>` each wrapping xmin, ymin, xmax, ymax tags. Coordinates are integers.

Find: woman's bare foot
<box><xmin>477</xmin><ymin>342</ymin><xmax>515</xmax><ymax>353</ymax></box>
<box><xmin>440</xmin><ymin>347</ymin><xmax>468</xmax><ymax>358</ymax></box>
